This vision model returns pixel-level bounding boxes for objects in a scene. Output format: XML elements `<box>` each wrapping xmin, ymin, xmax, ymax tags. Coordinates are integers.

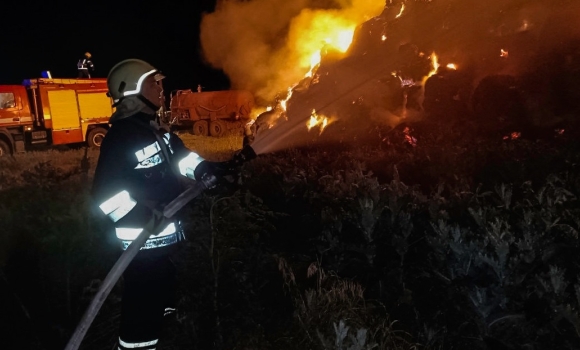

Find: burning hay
<box><xmin>200</xmin><ymin>0</ymin><xmax>580</xmax><ymax>153</ymax></box>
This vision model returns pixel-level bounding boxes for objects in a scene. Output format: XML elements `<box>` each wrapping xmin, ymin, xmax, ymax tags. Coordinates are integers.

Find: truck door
<box><xmin>77</xmin><ymin>91</ymin><xmax>112</xmax><ymax>141</ymax></box>
<box><xmin>47</xmin><ymin>89</ymin><xmax>83</xmax><ymax>145</ymax></box>
<box><xmin>0</xmin><ymin>86</ymin><xmax>20</xmax><ymax>125</ymax></box>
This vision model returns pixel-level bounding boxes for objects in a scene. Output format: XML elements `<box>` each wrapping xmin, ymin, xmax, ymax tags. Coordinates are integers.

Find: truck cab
<box><xmin>0</xmin><ymin>85</ymin><xmax>34</xmax><ymax>154</ymax></box>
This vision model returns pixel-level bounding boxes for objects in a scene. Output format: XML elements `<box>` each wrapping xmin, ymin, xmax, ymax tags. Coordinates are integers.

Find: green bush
<box><xmin>2</xmin><ymin>123</ymin><xmax>580</xmax><ymax>349</ymax></box>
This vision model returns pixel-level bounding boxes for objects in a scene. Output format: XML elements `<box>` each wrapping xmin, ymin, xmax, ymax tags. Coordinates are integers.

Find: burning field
<box><xmin>4</xmin><ymin>1</ymin><xmax>580</xmax><ymax>350</ymax></box>
<box><xmin>200</xmin><ymin>0</ymin><xmax>580</xmax><ymax>153</ymax></box>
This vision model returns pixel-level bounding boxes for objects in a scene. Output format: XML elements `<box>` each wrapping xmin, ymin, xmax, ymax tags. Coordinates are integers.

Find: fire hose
<box><xmin>63</xmin><ymin>174</ymin><xmax>217</xmax><ymax>350</ymax></box>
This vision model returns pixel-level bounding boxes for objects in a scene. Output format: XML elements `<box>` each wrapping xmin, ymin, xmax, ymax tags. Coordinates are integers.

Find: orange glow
<box><xmin>290</xmin><ymin>13</ymin><xmax>358</xmax><ymax>76</ymax></box>
<box><xmin>260</xmin><ymin>0</ymin><xmax>383</xmax><ymax>133</ymax></box>
<box><xmin>500</xmin><ymin>49</ymin><xmax>509</xmax><ymax>58</ymax></box>
<box><xmin>503</xmin><ymin>131</ymin><xmax>521</xmax><ymax>140</ymax></box>
<box><xmin>446</xmin><ymin>63</ymin><xmax>457</xmax><ymax>70</ymax></box>
<box><xmin>288</xmin><ymin>1</ymin><xmax>384</xmax><ymax>81</ymax></box>
<box><xmin>307</xmin><ymin>109</ymin><xmax>333</xmax><ymax>134</ymax></box>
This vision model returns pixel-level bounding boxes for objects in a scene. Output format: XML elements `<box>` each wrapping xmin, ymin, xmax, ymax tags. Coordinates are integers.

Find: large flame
<box><xmin>287</xmin><ymin>7</ymin><xmax>376</xmax><ymax>88</ymax></box>
<box><xmin>266</xmin><ymin>1</ymin><xmax>384</xmax><ymax>133</ymax></box>
<box><xmin>200</xmin><ymin>0</ymin><xmax>384</xmax><ymax>103</ymax></box>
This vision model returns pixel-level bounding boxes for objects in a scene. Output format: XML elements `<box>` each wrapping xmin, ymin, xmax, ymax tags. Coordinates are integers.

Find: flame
<box><xmin>446</xmin><ymin>63</ymin><xmax>457</xmax><ymax>70</ymax></box>
<box><xmin>307</xmin><ymin>109</ymin><xmax>333</xmax><ymax>134</ymax></box>
<box><xmin>254</xmin><ymin>1</ymin><xmax>384</xmax><ymax>134</ymax></box>
<box><xmin>288</xmin><ymin>1</ymin><xmax>383</xmax><ymax>80</ymax></box>
<box><xmin>306</xmin><ymin>51</ymin><xmax>322</xmax><ymax>77</ymax></box>
<box><xmin>403</xmin><ymin>127</ymin><xmax>417</xmax><ymax>147</ymax></box>
<box><xmin>428</xmin><ymin>53</ymin><xmax>439</xmax><ymax>77</ymax></box>
<box><xmin>282</xmin><ymin>86</ymin><xmax>296</xmax><ymax>110</ymax></box>
<box><xmin>290</xmin><ymin>12</ymin><xmax>358</xmax><ymax>76</ymax></box>
<box><xmin>396</xmin><ymin>4</ymin><xmax>405</xmax><ymax>18</ymax></box>
<box><xmin>418</xmin><ymin>52</ymin><xmax>440</xmax><ymax>111</ymax></box>
<box><xmin>500</xmin><ymin>49</ymin><xmax>509</xmax><ymax>58</ymax></box>
<box><xmin>284</xmin><ymin>5</ymin><xmax>382</xmax><ymax>129</ymax></box>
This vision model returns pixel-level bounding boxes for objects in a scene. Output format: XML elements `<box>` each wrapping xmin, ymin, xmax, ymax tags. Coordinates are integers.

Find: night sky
<box><xmin>1</xmin><ymin>0</ymin><xmax>230</xmax><ymax>93</ymax></box>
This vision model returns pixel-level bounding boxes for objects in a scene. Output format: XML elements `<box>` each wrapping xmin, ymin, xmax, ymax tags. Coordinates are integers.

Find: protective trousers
<box><xmin>117</xmin><ymin>253</ymin><xmax>176</xmax><ymax>350</ymax></box>
<box><xmin>78</xmin><ymin>69</ymin><xmax>90</xmax><ymax>78</ymax></box>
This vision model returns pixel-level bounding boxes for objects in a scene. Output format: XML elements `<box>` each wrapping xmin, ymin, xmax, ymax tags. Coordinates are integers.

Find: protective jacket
<box><xmin>77</xmin><ymin>57</ymin><xmax>94</xmax><ymax>77</ymax></box>
<box><xmin>92</xmin><ymin>112</ymin><xmax>204</xmax><ymax>251</ymax></box>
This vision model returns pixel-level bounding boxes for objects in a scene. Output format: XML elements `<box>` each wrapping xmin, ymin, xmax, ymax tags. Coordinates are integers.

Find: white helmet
<box><xmin>107</xmin><ymin>59</ymin><xmax>165</xmax><ymax>105</ymax></box>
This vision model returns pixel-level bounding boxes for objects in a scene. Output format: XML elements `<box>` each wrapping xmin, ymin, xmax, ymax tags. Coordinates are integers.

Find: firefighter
<box><xmin>77</xmin><ymin>52</ymin><xmax>95</xmax><ymax>78</ymax></box>
<box><xmin>91</xmin><ymin>58</ymin><xmax>231</xmax><ymax>350</ymax></box>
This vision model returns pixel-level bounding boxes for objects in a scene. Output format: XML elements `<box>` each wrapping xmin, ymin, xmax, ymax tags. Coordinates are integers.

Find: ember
<box><xmin>503</xmin><ymin>131</ymin><xmax>521</xmax><ymax>140</ymax></box>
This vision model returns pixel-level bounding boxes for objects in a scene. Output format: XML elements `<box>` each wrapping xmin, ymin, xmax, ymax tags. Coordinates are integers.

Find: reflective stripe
<box><xmin>99</xmin><ymin>191</ymin><xmax>137</xmax><ymax>223</ymax></box>
<box><xmin>163</xmin><ymin>133</ymin><xmax>174</xmax><ymax>154</ymax></box>
<box><xmin>119</xmin><ymin>337</ymin><xmax>158</xmax><ymax>348</ymax></box>
<box><xmin>135</xmin><ymin>142</ymin><xmax>161</xmax><ymax>162</ymax></box>
<box><xmin>135</xmin><ymin>141</ymin><xmax>164</xmax><ymax>169</ymax></box>
<box><xmin>122</xmin><ymin>69</ymin><xmax>157</xmax><ymax>97</ymax></box>
<box><xmin>117</xmin><ymin>222</ymin><xmax>182</xmax><ymax>250</ymax></box>
<box><xmin>135</xmin><ymin>154</ymin><xmax>163</xmax><ymax>169</ymax></box>
<box><xmin>121</xmin><ymin>231</ymin><xmax>184</xmax><ymax>250</ymax></box>
<box><xmin>178</xmin><ymin>152</ymin><xmax>204</xmax><ymax>179</ymax></box>
<box><xmin>116</xmin><ymin>222</ymin><xmax>176</xmax><ymax>240</ymax></box>
<box><xmin>116</xmin><ymin>227</ymin><xmax>143</xmax><ymax>241</ymax></box>
<box><xmin>164</xmin><ymin>307</ymin><xmax>176</xmax><ymax>316</ymax></box>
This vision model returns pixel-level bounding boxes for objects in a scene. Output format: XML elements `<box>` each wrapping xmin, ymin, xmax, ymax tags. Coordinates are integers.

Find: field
<box><xmin>1</xmin><ymin>119</ymin><xmax>580</xmax><ymax>350</ymax></box>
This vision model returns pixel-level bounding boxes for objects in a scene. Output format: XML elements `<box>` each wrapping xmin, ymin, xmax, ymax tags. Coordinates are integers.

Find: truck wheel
<box><xmin>0</xmin><ymin>140</ymin><xmax>11</xmax><ymax>157</ymax></box>
<box><xmin>193</xmin><ymin>121</ymin><xmax>209</xmax><ymax>136</ymax></box>
<box><xmin>87</xmin><ymin>127</ymin><xmax>108</xmax><ymax>148</ymax></box>
<box><xmin>209</xmin><ymin>120</ymin><xmax>226</xmax><ymax>137</ymax></box>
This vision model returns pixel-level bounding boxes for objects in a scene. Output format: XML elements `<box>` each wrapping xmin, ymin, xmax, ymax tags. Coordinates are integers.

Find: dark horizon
<box><xmin>0</xmin><ymin>1</ymin><xmax>230</xmax><ymax>93</ymax></box>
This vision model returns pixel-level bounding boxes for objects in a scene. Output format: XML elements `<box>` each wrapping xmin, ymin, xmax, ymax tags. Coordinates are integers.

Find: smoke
<box><xmin>200</xmin><ymin>0</ymin><xmax>385</xmax><ymax>103</ymax></box>
<box><xmin>201</xmin><ymin>0</ymin><xmax>580</xmax><ymax>153</ymax></box>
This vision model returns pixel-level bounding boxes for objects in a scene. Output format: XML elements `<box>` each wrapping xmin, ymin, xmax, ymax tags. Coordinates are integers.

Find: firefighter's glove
<box><xmin>194</xmin><ymin>160</ymin><xmax>236</xmax><ymax>184</ymax></box>
<box><xmin>144</xmin><ymin>208</ymin><xmax>172</xmax><ymax>236</ymax></box>
<box><xmin>231</xmin><ymin>144</ymin><xmax>257</xmax><ymax>166</ymax></box>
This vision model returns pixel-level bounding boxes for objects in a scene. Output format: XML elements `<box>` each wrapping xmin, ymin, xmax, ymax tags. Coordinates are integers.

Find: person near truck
<box><xmin>91</xmin><ymin>58</ymin><xmax>237</xmax><ymax>350</ymax></box>
<box><xmin>77</xmin><ymin>52</ymin><xmax>95</xmax><ymax>78</ymax></box>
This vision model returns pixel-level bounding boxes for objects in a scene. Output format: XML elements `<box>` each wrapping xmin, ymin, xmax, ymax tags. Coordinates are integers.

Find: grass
<box><xmin>0</xmin><ymin>134</ymin><xmax>243</xmax><ymax>188</ymax></box>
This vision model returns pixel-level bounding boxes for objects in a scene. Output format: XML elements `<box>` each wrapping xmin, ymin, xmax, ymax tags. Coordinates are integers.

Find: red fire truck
<box><xmin>0</xmin><ymin>77</ymin><xmax>113</xmax><ymax>156</ymax></box>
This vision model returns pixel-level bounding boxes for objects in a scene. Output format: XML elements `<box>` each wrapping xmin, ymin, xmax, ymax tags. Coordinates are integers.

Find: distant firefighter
<box><xmin>77</xmin><ymin>52</ymin><xmax>95</xmax><ymax>78</ymax></box>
